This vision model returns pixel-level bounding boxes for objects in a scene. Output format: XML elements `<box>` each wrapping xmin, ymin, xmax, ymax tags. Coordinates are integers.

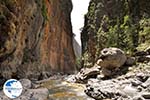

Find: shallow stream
<box><xmin>40</xmin><ymin>79</ymin><xmax>94</xmax><ymax>100</ymax></box>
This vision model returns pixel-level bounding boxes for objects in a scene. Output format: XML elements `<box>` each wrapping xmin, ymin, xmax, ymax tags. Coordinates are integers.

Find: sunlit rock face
<box><xmin>0</xmin><ymin>0</ymin><xmax>75</xmax><ymax>80</ymax></box>
<box><xmin>81</xmin><ymin>0</ymin><xmax>150</xmax><ymax>67</ymax></box>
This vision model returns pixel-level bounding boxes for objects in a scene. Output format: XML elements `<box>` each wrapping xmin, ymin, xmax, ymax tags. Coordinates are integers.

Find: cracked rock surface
<box><xmin>85</xmin><ymin>71</ymin><xmax>150</xmax><ymax>100</ymax></box>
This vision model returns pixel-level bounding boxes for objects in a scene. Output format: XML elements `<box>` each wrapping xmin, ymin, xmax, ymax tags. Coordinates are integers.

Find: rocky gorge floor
<box><xmin>0</xmin><ymin>75</ymin><xmax>94</xmax><ymax>100</ymax></box>
<box><xmin>85</xmin><ymin>63</ymin><xmax>150</xmax><ymax>100</ymax></box>
<box><xmin>66</xmin><ymin>47</ymin><xmax>150</xmax><ymax>100</ymax></box>
<box><xmin>0</xmin><ymin>48</ymin><xmax>150</xmax><ymax>100</ymax></box>
<box><xmin>0</xmin><ymin>62</ymin><xmax>150</xmax><ymax>100</ymax></box>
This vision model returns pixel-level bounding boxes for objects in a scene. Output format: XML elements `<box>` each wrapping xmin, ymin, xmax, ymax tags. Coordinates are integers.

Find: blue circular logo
<box><xmin>3</xmin><ymin>79</ymin><xmax>23</xmax><ymax>99</ymax></box>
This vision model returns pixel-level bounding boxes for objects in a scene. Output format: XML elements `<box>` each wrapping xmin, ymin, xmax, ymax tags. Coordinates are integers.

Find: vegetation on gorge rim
<box><xmin>81</xmin><ymin>0</ymin><xmax>150</xmax><ymax>67</ymax></box>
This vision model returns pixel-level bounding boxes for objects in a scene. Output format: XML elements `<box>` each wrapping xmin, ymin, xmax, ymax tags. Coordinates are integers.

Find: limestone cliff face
<box><xmin>81</xmin><ymin>0</ymin><xmax>150</xmax><ymax>67</ymax></box>
<box><xmin>0</xmin><ymin>0</ymin><xmax>75</xmax><ymax>80</ymax></box>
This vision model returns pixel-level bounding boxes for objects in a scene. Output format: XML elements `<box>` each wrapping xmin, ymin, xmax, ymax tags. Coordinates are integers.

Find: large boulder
<box><xmin>97</xmin><ymin>47</ymin><xmax>127</xmax><ymax>69</ymax></box>
<box><xmin>97</xmin><ymin>47</ymin><xmax>127</xmax><ymax>76</ymax></box>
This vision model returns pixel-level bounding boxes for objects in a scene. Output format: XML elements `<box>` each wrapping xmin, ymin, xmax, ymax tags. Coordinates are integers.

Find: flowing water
<box><xmin>39</xmin><ymin>78</ymin><xmax>94</xmax><ymax>100</ymax></box>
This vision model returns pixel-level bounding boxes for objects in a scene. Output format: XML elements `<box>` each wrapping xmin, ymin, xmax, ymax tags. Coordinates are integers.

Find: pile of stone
<box><xmin>67</xmin><ymin>47</ymin><xmax>150</xmax><ymax>100</ymax></box>
<box><xmin>85</xmin><ymin>72</ymin><xmax>150</xmax><ymax>100</ymax></box>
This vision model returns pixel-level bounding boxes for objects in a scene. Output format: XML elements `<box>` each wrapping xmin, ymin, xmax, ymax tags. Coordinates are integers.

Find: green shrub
<box><xmin>41</xmin><ymin>0</ymin><xmax>48</xmax><ymax>21</ymax></box>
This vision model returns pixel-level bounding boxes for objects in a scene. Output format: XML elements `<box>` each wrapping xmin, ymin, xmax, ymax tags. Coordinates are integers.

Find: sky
<box><xmin>71</xmin><ymin>0</ymin><xmax>90</xmax><ymax>46</ymax></box>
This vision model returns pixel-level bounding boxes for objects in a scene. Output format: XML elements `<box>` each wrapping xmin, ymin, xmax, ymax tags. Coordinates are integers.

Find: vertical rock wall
<box><xmin>81</xmin><ymin>0</ymin><xmax>150</xmax><ymax>67</ymax></box>
<box><xmin>0</xmin><ymin>0</ymin><xmax>75</xmax><ymax>80</ymax></box>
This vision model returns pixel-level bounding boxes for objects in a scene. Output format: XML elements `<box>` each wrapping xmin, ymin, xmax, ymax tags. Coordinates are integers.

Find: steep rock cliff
<box><xmin>0</xmin><ymin>0</ymin><xmax>75</xmax><ymax>80</ymax></box>
<box><xmin>81</xmin><ymin>0</ymin><xmax>150</xmax><ymax>67</ymax></box>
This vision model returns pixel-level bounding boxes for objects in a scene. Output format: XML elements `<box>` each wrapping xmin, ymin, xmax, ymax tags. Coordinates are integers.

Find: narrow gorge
<box><xmin>0</xmin><ymin>0</ymin><xmax>150</xmax><ymax>100</ymax></box>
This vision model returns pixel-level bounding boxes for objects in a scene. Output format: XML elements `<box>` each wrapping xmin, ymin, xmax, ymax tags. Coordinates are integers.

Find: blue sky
<box><xmin>71</xmin><ymin>0</ymin><xmax>90</xmax><ymax>45</ymax></box>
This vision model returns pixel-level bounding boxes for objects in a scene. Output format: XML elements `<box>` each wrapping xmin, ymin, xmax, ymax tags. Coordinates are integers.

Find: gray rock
<box><xmin>141</xmin><ymin>77</ymin><xmax>150</xmax><ymax>90</ymax></box>
<box><xmin>85</xmin><ymin>72</ymin><xmax>150</xmax><ymax>100</ymax></box>
<box><xmin>134</xmin><ymin>51</ymin><xmax>148</xmax><ymax>56</ymax></box>
<box><xmin>101</xmin><ymin>67</ymin><xmax>112</xmax><ymax>76</ymax></box>
<box><xmin>68</xmin><ymin>65</ymin><xmax>101</xmax><ymax>83</ymax></box>
<box><xmin>141</xmin><ymin>92</ymin><xmax>150</xmax><ymax>99</ymax></box>
<box><xmin>137</xmin><ymin>55</ymin><xmax>150</xmax><ymax>62</ymax></box>
<box><xmin>0</xmin><ymin>92</ymin><xmax>9</xmax><ymax>100</ymax></box>
<box><xmin>133</xmin><ymin>96</ymin><xmax>145</xmax><ymax>100</ymax></box>
<box><xmin>26</xmin><ymin>88</ymin><xmax>49</xmax><ymax>100</ymax></box>
<box><xmin>65</xmin><ymin>75</ymin><xmax>77</xmax><ymax>83</ymax></box>
<box><xmin>20</xmin><ymin>79</ymin><xmax>32</xmax><ymax>89</ymax></box>
<box><xmin>136</xmin><ymin>73</ymin><xmax>149</xmax><ymax>82</ymax></box>
<box><xmin>85</xmin><ymin>79</ymin><xmax>123</xmax><ymax>100</ymax></box>
<box><xmin>0</xmin><ymin>88</ymin><xmax>49</xmax><ymax>100</ymax></box>
<box><xmin>125</xmin><ymin>57</ymin><xmax>136</xmax><ymax>66</ymax></box>
<box><xmin>123</xmin><ymin>85</ymin><xmax>138</xmax><ymax>97</ymax></box>
<box><xmin>146</xmin><ymin>48</ymin><xmax>150</xmax><ymax>54</ymax></box>
<box><xmin>0</xmin><ymin>78</ymin><xmax>5</xmax><ymax>89</ymax></box>
<box><xmin>97</xmin><ymin>47</ymin><xmax>127</xmax><ymax>69</ymax></box>
<box><xmin>131</xmin><ymin>79</ymin><xmax>142</xmax><ymax>87</ymax></box>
